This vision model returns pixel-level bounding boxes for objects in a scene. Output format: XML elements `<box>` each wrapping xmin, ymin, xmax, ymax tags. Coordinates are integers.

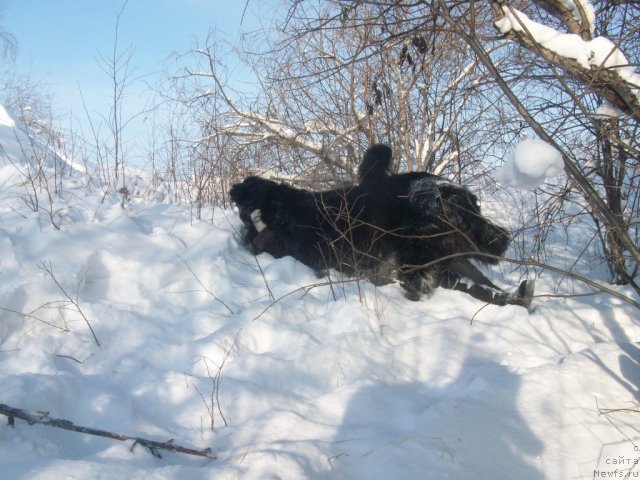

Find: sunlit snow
<box><xmin>497</xmin><ymin>138</ymin><xmax>564</xmax><ymax>189</ymax></box>
<box><xmin>0</xmin><ymin>107</ymin><xmax>638</xmax><ymax>480</ymax></box>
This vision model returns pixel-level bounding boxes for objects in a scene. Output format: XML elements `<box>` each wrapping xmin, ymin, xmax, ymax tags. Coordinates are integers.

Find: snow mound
<box><xmin>0</xmin><ymin>103</ymin><xmax>70</xmax><ymax>172</ymax></box>
<box><xmin>0</xmin><ymin>104</ymin><xmax>16</xmax><ymax>128</ymax></box>
<box><xmin>497</xmin><ymin>138</ymin><xmax>564</xmax><ymax>189</ymax></box>
<box><xmin>1</xmin><ymin>106</ymin><xmax>639</xmax><ymax>480</ymax></box>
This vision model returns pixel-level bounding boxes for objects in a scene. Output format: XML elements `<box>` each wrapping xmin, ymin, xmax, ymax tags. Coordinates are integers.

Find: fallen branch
<box><xmin>0</xmin><ymin>403</ymin><xmax>215</xmax><ymax>459</ymax></box>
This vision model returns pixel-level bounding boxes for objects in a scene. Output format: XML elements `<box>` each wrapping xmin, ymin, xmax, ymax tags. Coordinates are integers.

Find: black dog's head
<box><xmin>230</xmin><ymin>175</ymin><xmax>293</xmax><ymax>227</ymax></box>
<box><xmin>230</xmin><ymin>175</ymin><xmax>313</xmax><ymax>257</ymax></box>
<box><xmin>434</xmin><ymin>182</ymin><xmax>510</xmax><ymax>262</ymax></box>
<box><xmin>230</xmin><ymin>176</ymin><xmax>272</xmax><ymax>219</ymax></box>
<box><xmin>230</xmin><ymin>176</ymin><xmax>276</xmax><ymax>248</ymax></box>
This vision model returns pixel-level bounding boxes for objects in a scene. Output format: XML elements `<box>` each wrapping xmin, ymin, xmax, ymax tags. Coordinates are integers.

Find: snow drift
<box><xmin>0</xmin><ymin>105</ymin><xmax>639</xmax><ymax>480</ymax></box>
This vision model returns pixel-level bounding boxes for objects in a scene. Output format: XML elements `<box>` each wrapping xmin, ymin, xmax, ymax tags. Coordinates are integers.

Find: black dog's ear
<box><xmin>359</xmin><ymin>144</ymin><xmax>393</xmax><ymax>183</ymax></box>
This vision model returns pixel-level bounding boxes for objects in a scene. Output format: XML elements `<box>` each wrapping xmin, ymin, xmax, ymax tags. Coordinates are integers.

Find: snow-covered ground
<box><xmin>1</xmin><ymin>105</ymin><xmax>639</xmax><ymax>480</ymax></box>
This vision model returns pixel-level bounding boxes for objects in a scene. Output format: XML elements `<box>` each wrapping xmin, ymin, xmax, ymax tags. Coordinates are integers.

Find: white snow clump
<box><xmin>497</xmin><ymin>138</ymin><xmax>564</xmax><ymax>189</ymax></box>
<box><xmin>0</xmin><ymin>104</ymin><xmax>16</xmax><ymax>128</ymax></box>
<box><xmin>594</xmin><ymin>102</ymin><xmax>624</xmax><ymax>118</ymax></box>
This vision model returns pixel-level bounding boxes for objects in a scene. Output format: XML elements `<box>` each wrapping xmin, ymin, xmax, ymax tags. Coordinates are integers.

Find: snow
<box><xmin>221</xmin><ymin>114</ymin><xmax>324</xmax><ymax>154</ymax></box>
<box><xmin>595</xmin><ymin>102</ymin><xmax>624</xmax><ymax>118</ymax></box>
<box><xmin>557</xmin><ymin>0</ymin><xmax>596</xmax><ymax>34</ymax></box>
<box><xmin>0</xmin><ymin>105</ymin><xmax>16</xmax><ymax>128</ymax></box>
<box><xmin>495</xmin><ymin>7</ymin><xmax>640</xmax><ymax>92</ymax></box>
<box><xmin>1</xmin><ymin>106</ymin><xmax>640</xmax><ymax>480</ymax></box>
<box><xmin>497</xmin><ymin>138</ymin><xmax>564</xmax><ymax>189</ymax></box>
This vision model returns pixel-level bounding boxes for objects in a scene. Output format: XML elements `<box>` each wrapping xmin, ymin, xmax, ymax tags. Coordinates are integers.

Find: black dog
<box><xmin>359</xmin><ymin>144</ymin><xmax>511</xmax><ymax>263</ymax></box>
<box><xmin>229</xmin><ymin>176</ymin><xmax>396</xmax><ymax>282</ymax></box>
<box><xmin>230</xmin><ymin>146</ymin><xmax>533</xmax><ymax>307</ymax></box>
<box><xmin>358</xmin><ymin>144</ymin><xmax>532</xmax><ymax>306</ymax></box>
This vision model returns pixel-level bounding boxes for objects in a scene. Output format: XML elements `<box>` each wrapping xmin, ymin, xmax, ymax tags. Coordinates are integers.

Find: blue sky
<box><xmin>2</xmin><ymin>0</ymin><xmax>272</xmax><ymax>162</ymax></box>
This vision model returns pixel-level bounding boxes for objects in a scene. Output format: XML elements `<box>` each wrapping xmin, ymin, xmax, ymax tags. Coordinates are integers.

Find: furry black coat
<box><xmin>230</xmin><ymin>145</ymin><xmax>520</xmax><ymax>303</ymax></box>
<box><xmin>229</xmin><ymin>175</ymin><xmax>395</xmax><ymax>280</ymax></box>
<box><xmin>358</xmin><ymin>144</ymin><xmax>510</xmax><ymax>267</ymax></box>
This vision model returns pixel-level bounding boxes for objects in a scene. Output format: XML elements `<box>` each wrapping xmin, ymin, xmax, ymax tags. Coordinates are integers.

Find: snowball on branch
<box><xmin>497</xmin><ymin>138</ymin><xmax>564</xmax><ymax>190</ymax></box>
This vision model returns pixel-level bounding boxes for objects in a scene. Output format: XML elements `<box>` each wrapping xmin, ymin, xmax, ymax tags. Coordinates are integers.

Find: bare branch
<box><xmin>0</xmin><ymin>403</ymin><xmax>215</xmax><ymax>459</ymax></box>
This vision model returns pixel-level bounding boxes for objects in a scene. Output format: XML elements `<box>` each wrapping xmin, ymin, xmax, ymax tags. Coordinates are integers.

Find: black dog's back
<box><xmin>359</xmin><ymin>144</ymin><xmax>510</xmax><ymax>264</ymax></box>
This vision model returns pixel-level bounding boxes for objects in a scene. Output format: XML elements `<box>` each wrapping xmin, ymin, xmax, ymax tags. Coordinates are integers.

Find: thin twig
<box><xmin>252</xmin><ymin>278</ymin><xmax>361</xmax><ymax>321</ymax></box>
<box><xmin>253</xmin><ymin>256</ymin><xmax>275</xmax><ymax>302</ymax></box>
<box><xmin>39</xmin><ymin>261</ymin><xmax>101</xmax><ymax>346</ymax></box>
<box><xmin>191</xmin><ymin>329</ymin><xmax>242</xmax><ymax>430</ymax></box>
<box><xmin>596</xmin><ymin>398</ymin><xmax>640</xmax><ymax>450</ymax></box>
<box><xmin>179</xmin><ymin>255</ymin><xmax>234</xmax><ymax>314</ymax></box>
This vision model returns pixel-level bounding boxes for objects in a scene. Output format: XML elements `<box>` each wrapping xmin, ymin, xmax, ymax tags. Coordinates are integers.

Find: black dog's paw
<box><xmin>403</xmin><ymin>289</ymin><xmax>422</xmax><ymax>301</ymax></box>
<box><xmin>399</xmin><ymin>269</ymin><xmax>438</xmax><ymax>301</ymax></box>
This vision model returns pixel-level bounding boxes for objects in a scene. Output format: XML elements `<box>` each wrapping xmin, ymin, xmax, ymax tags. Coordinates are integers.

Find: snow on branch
<box><xmin>497</xmin><ymin>138</ymin><xmax>564</xmax><ymax>189</ymax></box>
<box><xmin>219</xmin><ymin>113</ymin><xmax>323</xmax><ymax>154</ymax></box>
<box><xmin>494</xmin><ymin>2</ymin><xmax>640</xmax><ymax>122</ymax></box>
<box><xmin>533</xmin><ymin>0</ymin><xmax>595</xmax><ymax>38</ymax></box>
<box><xmin>214</xmin><ymin>109</ymin><xmax>369</xmax><ymax>174</ymax></box>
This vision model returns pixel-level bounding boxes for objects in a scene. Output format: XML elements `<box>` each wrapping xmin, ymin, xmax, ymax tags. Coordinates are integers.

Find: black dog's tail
<box><xmin>358</xmin><ymin>144</ymin><xmax>392</xmax><ymax>183</ymax></box>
